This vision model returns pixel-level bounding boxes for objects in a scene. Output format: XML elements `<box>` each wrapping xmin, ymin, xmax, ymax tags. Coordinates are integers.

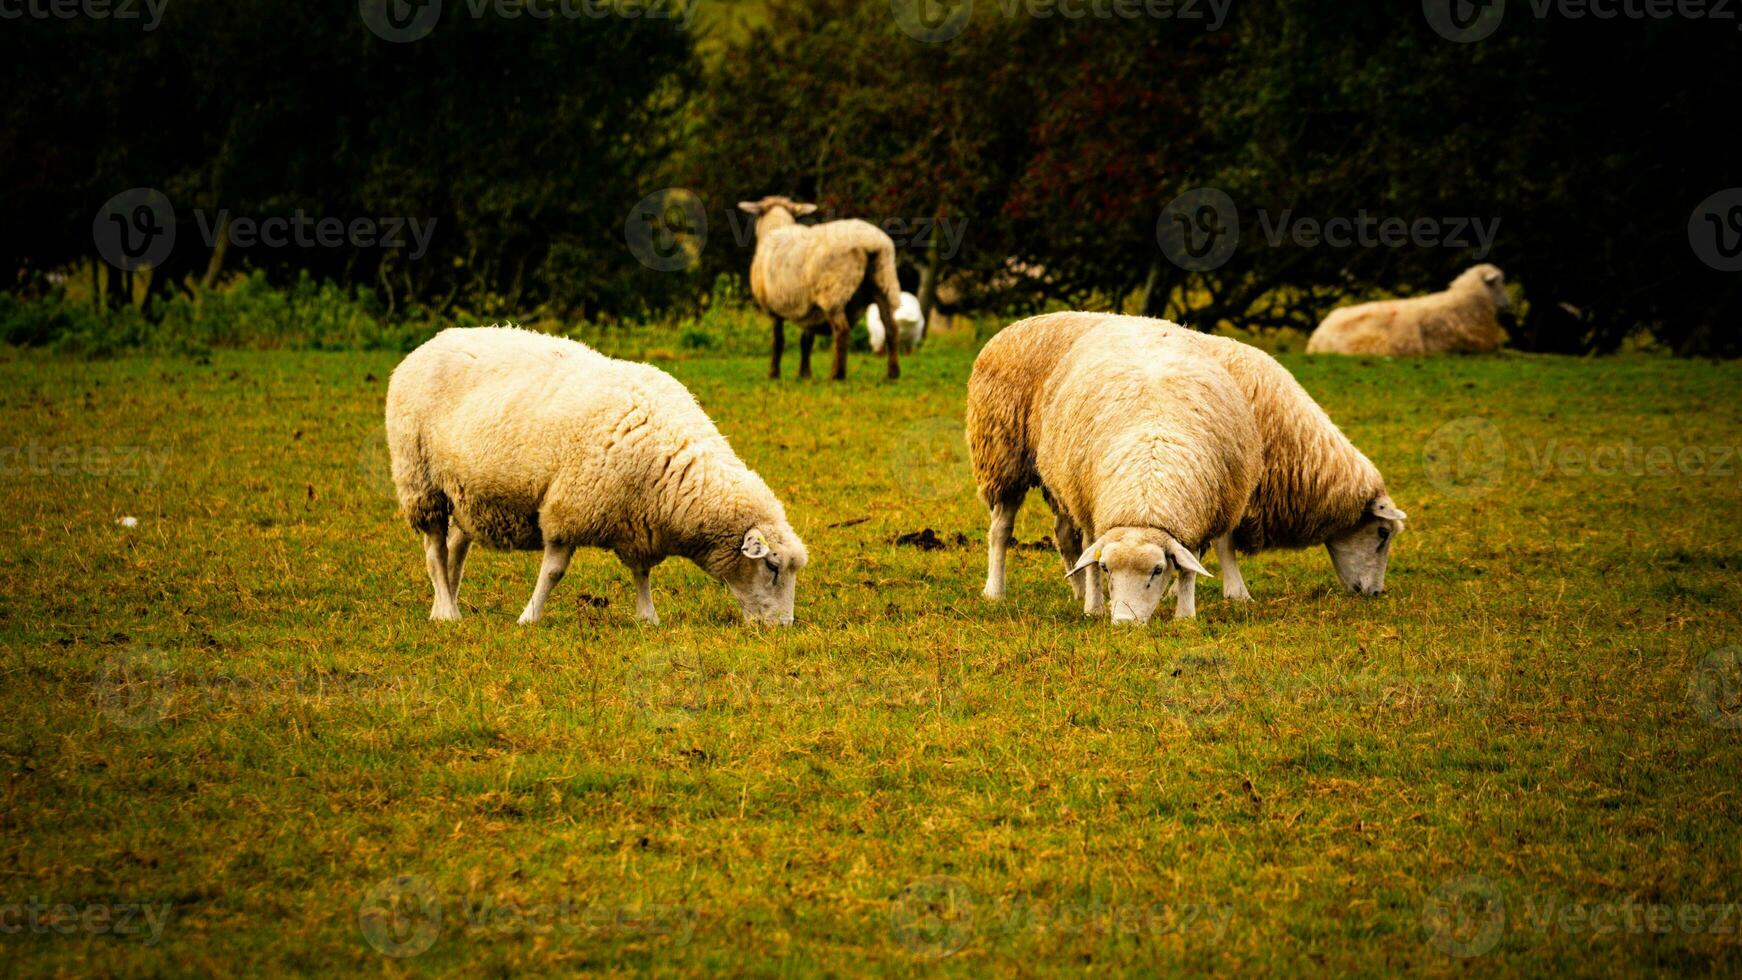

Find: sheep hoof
<box><xmin>1224</xmin><ymin>588</ymin><xmax>1253</xmax><ymax>602</ymax></box>
<box><xmin>430</xmin><ymin>607</ymin><xmax>461</xmax><ymax>622</ymax></box>
<box><xmin>982</xmin><ymin>587</ymin><xmax>1004</xmax><ymax>601</ymax></box>
<box><xmin>516</xmin><ymin>612</ymin><xmax>539</xmax><ymax>625</ymax></box>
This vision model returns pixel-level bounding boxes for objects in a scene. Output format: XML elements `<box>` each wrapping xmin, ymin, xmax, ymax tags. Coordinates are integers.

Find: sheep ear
<box><xmin>1066</xmin><ymin>539</ymin><xmax>1104</xmax><ymax>578</ymax></box>
<box><xmin>1370</xmin><ymin>497</ymin><xmax>1407</xmax><ymax>521</ymax></box>
<box><xmin>741</xmin><ymin>528</ymin><xmax>771</xmax><ymax>560</ymax></box>
<box><xmin>791</xmin><ymin>203</ymin><xmax>818</xmax><ymax>216</ymax></box>
<box><xmin>1167</xmin><ymin>540</ymin><xmax>1212</xmax><ymax>578</ymax></box>
<box><xmin>1481</xmin><ymin>269</ymin><xmax>1502</xmax><ymax>285</ymax></box>
<box><xmin>736</xmin><ymin>201</ymin><xmax>764</xmax><ymax>215</ymax></box>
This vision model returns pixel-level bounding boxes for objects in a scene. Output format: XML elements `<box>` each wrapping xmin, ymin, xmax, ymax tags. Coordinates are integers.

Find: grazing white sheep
<box><xmin>1307</xmin><ymin>264</ymin><xmax>1511</xmax><ymax>356</ymax></box>
<box><xmin>969</xmin><ymin>312</ymin><xmax>1407</xmax><ymax>603</ymax></box>
<box><xmin>973</xmin><ymin>319</ymin><xmax>1261</xmax><ymax>623</ymax></box>
<box><xmin>386</xmin><ymin>326</ymin><xmax>808</xmax><ymax>626</ymax></box>
<box><xmin>739</xmin><ymin>195</ymin><xmax>904</xmax><ymax>381</ymax></box>
<box><xmin>865</xmin><ymin>290</ymin><xmax>925</xmax><ymax>354</ymax></box>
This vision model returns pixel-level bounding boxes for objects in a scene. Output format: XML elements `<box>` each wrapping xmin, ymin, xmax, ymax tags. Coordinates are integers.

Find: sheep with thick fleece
<box><xmin>386</xmin><ymin>326</ymin><xmax>807</xmax><ymax>626</ymax></box>
<box><xmin>739</xmin><ymin>195</ymin><xmax>903</xmax><ymax>381</ymax></box>
<box><xmin>865</xmin><ymin>290</ymin><xmax>925</xmax><ymax>354</ymax></box>
<box><xmin>980</xmin><ymin>320</ymin><xmax>1261</xmax><ymax>622</ymax></box>
<box><xmin>1307</xmin><ymin>264</ymin><xmax>1510</xmax><ymax>356</ymax></box>
<box><xmin>969</xmin><ymin>313</ymin><xmax>1406</xmax><ymax>604</ymax></box>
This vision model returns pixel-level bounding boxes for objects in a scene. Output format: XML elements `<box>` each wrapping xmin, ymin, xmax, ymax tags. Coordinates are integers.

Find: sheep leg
<box><xmin>518</xmin><ymin>541</ymin><xmax>575</xmax><ymax>625</ymax></box>
<box><xmin>1082</xmin><ymin>523</ymin><xmax>1106</xmax><ymax>617</ymax></box>
<box><xmin>1174</xmin><ymin>570</ymin><xmax>1198</xmax><ymax>619</ymax></box>
<box><xmin>1054</xmin><ymin>512</ymin><xmax>1088</xmax><ymax>602</ymax></box>
<box><xmin>874</xmin><ymin>297</ymin><xmax>901</xmax><ymax>380</ymax></box>
<box><xmin>1215</xmin><ymin>533</ymin><xmax>1251</xmax><ymax>601</ymax></box>
<box><xmin>769</xmin><ymin>317</ymin><xmax>785</xmax><ymax>380</ymax></box>
<box><xmin>630</xmin><ymin>566</ymin><xmax>658</xmax><ymax>625</ymax></box>
<box><xmin>423</xmin><ymin>518</ymin><xmax>460</xmax><ymax>621</ymax></box>
<box><xmin>798</xmin><ymin>328</ymin><xmax>815</xmax><ymax>379</ymax></box>
<box><xmin>1083</xmin><ymin>565</ymin><xmax>1106</xmax><ymax>616</ymax></box>
<box><xmin>828</xmin><ymin>311</ymin><xmax>851</xmax><ymax>381</ymax></box>
<box><xmin>445</xmin><ymin>525</ymin><xmax>472</xmax><ymax>603</ymax></box>
<box><xmin>982</xmin><ymin>495</ymin><xmax>1022</xmax><ymax>600</ymax></box>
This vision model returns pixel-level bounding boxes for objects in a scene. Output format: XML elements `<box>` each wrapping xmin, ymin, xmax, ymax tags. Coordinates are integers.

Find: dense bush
<box><xmin>2</xmin><ymin>0</ymin><xmax>1738</xmax><ymax>354</ymax></box>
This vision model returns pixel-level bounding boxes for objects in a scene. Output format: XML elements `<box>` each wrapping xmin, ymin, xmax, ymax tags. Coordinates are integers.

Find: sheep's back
<box><xmin>1034</xmin><ymin>324</ymin><xmax>1258</xmax><ymax>546</ymax></box>
<box><xmin>387</xmin><ymin>327</ymin><xmax>723</xmax><ymax>548</ymax></box>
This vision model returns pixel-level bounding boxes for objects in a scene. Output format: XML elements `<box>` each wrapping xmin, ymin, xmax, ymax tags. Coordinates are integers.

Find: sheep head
<box><xmin>737</xmin><ymin>196</ymin><xmax>817</xmax><ymax>237</ymax></box>
<box><xmin>717</xmin><ymin>525</ymin><xmax>808</xmax><ymax>626</ymax></box>
<box><xmin>1066</xmin><ymin>526</ymin><xmax>1211</xmax><ymax>625</ymax></box>
<box><xmin>1460</xmin><ymin>263</ymin><xmax>1511</xmax><ymax>312</ymax></box>
<box><xmin>1324</xmin><ymin>496</ymin><xmax>1407</xmax><ymax>597</ymax></box>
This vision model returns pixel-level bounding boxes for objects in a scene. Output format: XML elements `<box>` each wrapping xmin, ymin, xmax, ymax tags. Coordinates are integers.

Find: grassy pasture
<box><xmin>1</xmin><ymin>330</ymin><xmax>1739</xmax><ymax>976</ymax></box>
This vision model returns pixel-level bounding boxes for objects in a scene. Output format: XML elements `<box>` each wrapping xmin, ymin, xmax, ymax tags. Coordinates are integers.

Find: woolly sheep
<box><xmin>738</xmin><ymin>195</ymin><xmax>904</xmax><ymax>381</ymax></box>
<box><xmin>974</xmin><ymin>320</ymin><xmax>1262</xmax><ymax>623</ymax></box>
<box><xmin>1307</xmin><ymin>264</ymin><xmax>1511</xmax><ymax>356</ymax></box>
<box><xmin>865</xmin><ymin>290</ymin><xmax>925</xmax><ymax>354</ymax></box>
<box><xmin>968</xmin><ymin>312</ymin><xmax>1407</xmax><ymax>603</ymax></box>
<box><xmin>386</xmin><ymin>326</ymin><xmax>808</xmax><ymax>626</ymax></box>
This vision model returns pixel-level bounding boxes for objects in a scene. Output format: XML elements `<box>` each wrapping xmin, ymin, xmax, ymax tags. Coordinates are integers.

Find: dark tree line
<box><xmin>687</xmin><ymin>0</ymin><xmax>1742</xmax><ymax>355</ymax></box>
<box><xmin>0</xmin><ymin>0</ymin><xmax>697</xmax><ymax>321</ymax></box>
<box><xmin>3</xmin><ymin>0</ymin><xmax>1739</xmax><ymax>353</ymax></box>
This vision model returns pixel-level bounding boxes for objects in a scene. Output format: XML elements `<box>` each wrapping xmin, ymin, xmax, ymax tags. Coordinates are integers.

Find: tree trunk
<box><xmin>199</xmin><ymin>213</ymin><xmax>231</xmax><ymax>289</ymax></box>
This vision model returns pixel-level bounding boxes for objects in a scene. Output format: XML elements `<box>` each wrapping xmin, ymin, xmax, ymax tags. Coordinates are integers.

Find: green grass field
<box><xmin>3</xmin><ymin>331</ymin><xmax>1740</xmax><ymax>975</ymax></box>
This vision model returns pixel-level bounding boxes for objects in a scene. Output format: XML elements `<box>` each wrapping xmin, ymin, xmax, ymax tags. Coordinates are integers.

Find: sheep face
<box><xmin>1068</xmin><ymin>527</ymin><xmax>1211</xmax><ymax>625</ymax></box>
<box><xmin>1324</xmin><ymin>497</ymin><xmax>1408</xmax><ymax>596</ymax></box>
<box><xmin>719</xmin><ymin>526</ymin><xmax>808</xmax><ymax>626</ymax></box>
<box><xmin>1469</xmin><ymin>263</ymin><xmax>1510</xmax><ymax>312</ymax></box>
<box><xmin>736</xmin><ymin>196</ymin><xmax>816</xmax><ymax>233</ymax></box>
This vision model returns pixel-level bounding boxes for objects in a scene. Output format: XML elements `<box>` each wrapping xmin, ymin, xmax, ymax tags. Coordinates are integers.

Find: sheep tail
<box><xmin>870</xmin><ymin>241</ymin><xmax>901</xmax><ymax>318</ymax></box>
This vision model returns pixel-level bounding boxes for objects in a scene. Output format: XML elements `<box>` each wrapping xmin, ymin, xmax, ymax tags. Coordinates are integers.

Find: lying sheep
<box><xmin>865</xmin><ymin>290</ymin><xmax>925</xmax><ymax>354</ymax></box>
<box><xmin>386</xmin><ymin>326</ymin><xmax>807</xmax><ymax>626</ymax></box>
<box><xmin>739</xmin><ymin>195</ymin><xmax>903</xmax><ymax>380</ymax></box>
<box><xmin>1307</xmin><ymin>264</ymin><xmax>1511</xmax><ymax>356</ymax></box>
<box><xmin>969</xmin><ymin>313</ymin><xmax>1407</xmax><ymax>604</ymax></box>
<box><xmin>974</xmin><ymin>319</ymin><xmax>1261</xmax><ymax>622</ymax></box>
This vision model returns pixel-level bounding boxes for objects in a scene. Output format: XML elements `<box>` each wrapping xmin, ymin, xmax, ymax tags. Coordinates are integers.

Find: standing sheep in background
<box><xmin>970</xmin><ymin>313</ymin><xmax>1407</xmax><ymax>603</ymax></box>
<box><xmin>865</xmin><ymin>290</ymin><xmax>925</xmax><ymax>354</ymax></box>
<box><xmin>739</xmin><ymin>195</ymin><xmax>903</xmax><ymax>381</ymax></box>
<box><xmin>1307</xmin><ymin>264</ymin><xmax>1511</xmax><ymax>356</ymax></box>
<box><xmin>973</xmin><ymin>320</ymin><xmax>1262</xmax><ymax>622</ymax></box>
<box><xmin>386</xmin><ymin>326</ymin><xmax>808</xmax><ymax>626</ymax></box>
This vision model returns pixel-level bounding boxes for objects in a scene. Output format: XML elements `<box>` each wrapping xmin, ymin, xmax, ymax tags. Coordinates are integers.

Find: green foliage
<box><xmin>0</xmin><ymin>273</ymin><xmax>434</xmax><ymax>357</ymax></box>
<box><xmin>0</xmin><ymin>0</ymin><xmax>699</xmax><ymax>319</ymax></box>
<box><xmin>2</xmin><ymin>0</ymin><xmax>1738</xmax><ymax>354</ymax></box>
